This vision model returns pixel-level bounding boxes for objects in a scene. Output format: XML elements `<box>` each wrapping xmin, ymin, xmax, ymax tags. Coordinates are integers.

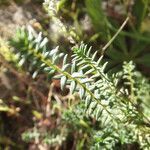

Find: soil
<box><xmin>0</xmin><ymin>0</ymin><xmax>44</xmax><ymax>39</ymax></box>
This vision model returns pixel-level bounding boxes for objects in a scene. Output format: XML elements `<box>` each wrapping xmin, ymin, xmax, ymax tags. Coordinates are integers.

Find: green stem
<box><xmin>31</xmin><ymin>49</ymin><xmax>122</xmax><ymax>123</ymax></box>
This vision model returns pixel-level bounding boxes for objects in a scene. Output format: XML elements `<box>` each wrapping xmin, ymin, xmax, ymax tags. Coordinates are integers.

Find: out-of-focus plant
<box><xmin>43</xmin><ymin>0</ymin><xmax>150</xmax><ymax>74</ymax></box>
<box><xmin>0</xmin><ymin>38</ymin><xmax>17</xmax><ymax>63</ymax></box>
<box><xmin>80</xmin><ymin>0</ymin><xmax>150</xmax><ymax>74</ymax></box>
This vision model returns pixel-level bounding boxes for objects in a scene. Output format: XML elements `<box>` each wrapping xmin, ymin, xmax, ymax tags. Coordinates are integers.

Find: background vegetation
<box><xmin>0</xmin><ymin>0</ymin><xmax>150</xmax><ymax>149</ymax></box>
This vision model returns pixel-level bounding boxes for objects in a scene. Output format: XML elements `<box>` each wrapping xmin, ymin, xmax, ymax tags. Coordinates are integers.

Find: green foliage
<box><xmin>132</xmin><ymin>0</ymin><xmax>149</xmax><ymax>30</ymax></box>
<box><xmin>47</xmin><ymin>0</ymin><xmax>150</xmax><ymax>72</ymax></box>
<box><xmin>1</xmin><ymin>0</ymin><xmax>150</xmax><ymax>149</ymax></box>
<box><xmin>10</xmin><ymin>27</ymin><xmax>150</xmax><ymax>149</ymax></box>
<box><xmin>10</xmin><ymin>27</ymin><xmax>50</xmax><ymax>78</ymax></box>
<box><xmin>100</xmin><ymin>0</ymin><xmax>150</xmax><ymax>72</ymax></box>
<box><xmin>85</xmin><ymin>0</ymin><xmax>107</xmax><ymax>32</ymax></box>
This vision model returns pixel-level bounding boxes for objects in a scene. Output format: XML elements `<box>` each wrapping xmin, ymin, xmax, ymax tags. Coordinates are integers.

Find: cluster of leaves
<box><xmin>1</xmin><ymin>0</ymin><xmax>150</xmax><ymax>149</ymax></box>
<box><xmin>10</xmin><ymin>26</ymin><xmax>150</xmax><ymax>149</ymax></box>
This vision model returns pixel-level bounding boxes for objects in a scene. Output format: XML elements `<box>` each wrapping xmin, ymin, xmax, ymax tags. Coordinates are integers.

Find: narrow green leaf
<box><xmin>71</xmin><ymin>61</ymin><xmax>76</xmax><ymax>74</ymax></box>
<box><xmin>96</xmin><ymin>107</ymin><xmax>103</xmax><ymax>120</ymax></box>
<box><xmin>97</xmin><ymin>56</ymin><xmax>103</xmax><ymax>66</ymax></box>
<box><xmin>83</xmin><ymin>44</ymin><xmax>88</xmax><ymax>54</ymax></box>
<box><xmin>40</xmin><ymin>37</ymin><xmax>48</xmax><ymax>48</ymax></box>
<box><xmin>60</xmin><ymin>76</ymin><xmax>67</xmax><ymax>90</ymax></box>
<box><xmin>80</xmin><ymin>78</ymin><xmax>93</xmax><ymax>84</ymax></box>
<box><xmin>32</xmin><ymin>71</ymin><xmax>38</xmax><ymax>79</ymax></box>
<box><xmin>63</xmin><ymin>54</ymin><xmax>68</xmax><ymax>66</ymax></box>
<box><xmin>101</xmin><ymin>62</ymin><xmax>108</xmax><ymax>72</ymax></box>
<box><xmin>85</xmin><ymin>68</ymin><xmax>95</xmax><ymax>75</ymax></box>
<box><xmin>72</xmin><ymin>72</ymin><xmax>84</xmax><ymax>78</ymax></box>
<box><xmin>79</xmin><ymin>87</ymin><xmax>85</xmax><ymax>99</ymax></box>
<box><xmin>92</xmin><ymin>51</ymin><xmax>98</xmax><ymax>61</ymax></box>
<box><xmin>54</xmin><ymin>74</ymin><xmax>63</xmax><ymax>79</ymax></box>
<box><xmin>89</xmin><ymin>101</ymin><xmax>97</xmax><ymax>110</ymax></box>
<box><xmin>85</xmin><ymin>95</ymin><xmax>92</xmax><ymax>109</ymax></box>
<box><xmin>62</xmin><ymin>64</ymin><xmax>70</xmax><ymax>71</ymax></box>
<box><xmin>87</xmin><ymin>46</ymin><xmax>92</xmax><ymax>57</ymax></box>
<box><xmin>35</xmin><ymin>32</ymin><xmax>42</xmax><ymax>43</ymax></box>
<box><xmin>70</xmin><ymin>81</ymin><xmax>76</xmax><ymax>94</ymax></box>
<box><xmin>49</xmin><ymin>46</ymin><xmax>59</xmax><ymax>56</ymax></box>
